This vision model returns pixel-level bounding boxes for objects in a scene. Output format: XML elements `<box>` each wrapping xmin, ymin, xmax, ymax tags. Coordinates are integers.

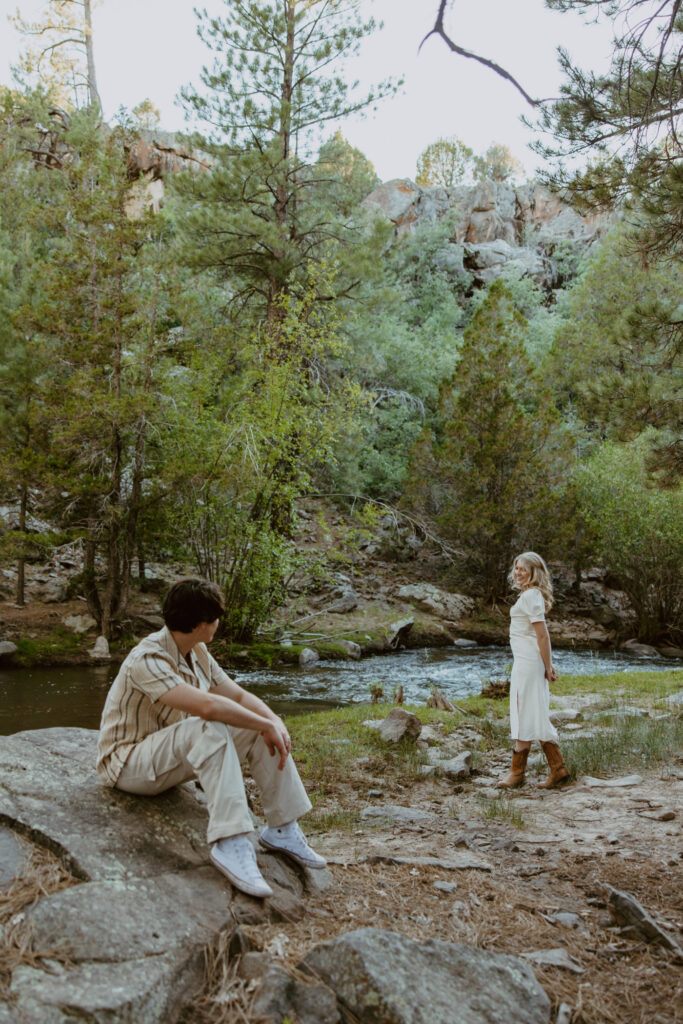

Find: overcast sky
<box><xmin>0</xmin><ymin>0</ymin><xmax>615</xmax><ymax>181</ymax></box>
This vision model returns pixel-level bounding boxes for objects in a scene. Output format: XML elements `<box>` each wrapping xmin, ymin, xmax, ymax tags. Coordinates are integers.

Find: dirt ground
<box><xmin>232</xmin><ymin>743</ymin><xmax>683</xmax><ymax>1024</ymax></box>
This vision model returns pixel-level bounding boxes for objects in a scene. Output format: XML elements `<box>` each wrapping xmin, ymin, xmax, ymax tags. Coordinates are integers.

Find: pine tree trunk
<box><xmin>16</xmin><ymin>482</ymin><xmax>27</xmax><ymax>606</ymax></box>
<box><xmin>83</xmin><ymin>0</ymin><xmax>101</xmax><ymax>108</ymax></box>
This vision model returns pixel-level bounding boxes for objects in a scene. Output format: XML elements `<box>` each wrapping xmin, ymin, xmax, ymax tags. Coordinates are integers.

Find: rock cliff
<box><xmin>363</xmin><ymin>178</ymin><xmax>607</xmax><ymax>289</ymax></box>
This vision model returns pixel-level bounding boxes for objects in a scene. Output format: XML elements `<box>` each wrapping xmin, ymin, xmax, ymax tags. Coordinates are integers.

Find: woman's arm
<box><xmin>532</xmin><ymin>621</ymin><xmax>557</xmax><ymax>683</ymax></box>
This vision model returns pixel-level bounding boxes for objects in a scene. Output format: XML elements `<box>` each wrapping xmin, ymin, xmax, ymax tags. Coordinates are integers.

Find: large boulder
<box><xmin>395</xmin><ymin>583</ymin><xmax>474</xmax><ymax>622</ymax></box>
<box><xmin>299</xmin><ymin>927</ymin><xmax>551</xmax><ymax>1024</ymax></box>
<box><xmin>0</xmin><ymin>728</ymin><xmax>322</xmax><ymax>1023</ymax></box>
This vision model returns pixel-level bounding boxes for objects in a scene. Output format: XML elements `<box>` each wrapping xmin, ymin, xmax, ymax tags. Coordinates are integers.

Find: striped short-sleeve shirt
<box><xmin>96</xmin><ymin>626</ymin><xmax>231</xmax><ymax>786</ymax></box>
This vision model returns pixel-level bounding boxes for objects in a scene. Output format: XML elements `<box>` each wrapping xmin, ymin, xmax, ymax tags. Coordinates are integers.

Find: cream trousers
<box><xmin>116</xmin><ymin>716</ymin><xmax>312</xmax><ymax>844</ymax></box>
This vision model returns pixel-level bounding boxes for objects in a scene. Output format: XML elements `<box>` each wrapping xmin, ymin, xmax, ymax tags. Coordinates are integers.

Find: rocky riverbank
<box><xmin>1</xmin><ymin>504</ymin><xmax>681</xmax><ymax>670</ymax></box>
<box><xmin>0</xmin><ymin>678</ymin><xmax>681</xmax><ymax>1024</ymax></box>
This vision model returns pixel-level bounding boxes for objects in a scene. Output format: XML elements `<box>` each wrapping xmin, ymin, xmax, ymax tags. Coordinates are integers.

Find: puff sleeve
<box><xmin>521</xmin><ymin>588</ymin><xmax>546</xmax><ymax>623</ymax></box>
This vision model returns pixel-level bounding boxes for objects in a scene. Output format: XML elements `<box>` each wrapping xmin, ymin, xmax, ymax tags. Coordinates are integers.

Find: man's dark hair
<box><xmin>163</xmin><ymin>578</ymin><xmax>225</xmax><ymax>633</ymax></box>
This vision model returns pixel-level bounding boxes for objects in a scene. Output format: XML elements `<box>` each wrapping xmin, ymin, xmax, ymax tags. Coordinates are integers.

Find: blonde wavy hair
<box><xmin>509</xmin><ymin>551</ymin><xmax>554</xmax><ymax>611</ymax></box>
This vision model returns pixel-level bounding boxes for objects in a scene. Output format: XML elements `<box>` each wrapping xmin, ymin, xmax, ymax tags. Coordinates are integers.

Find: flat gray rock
<box><xmin>300</xmin><ymin>927</ymin><xmax>551</xmax><ymax>1024</ymax></box>
<box><xmin>362</xmin><ymin>853</ymin><xmax>492</xmax><ymax>873</ymax></box>
<box><xmin>25</xmin><ymin>868</ymin><xmax>234</xmax><ymax>961</ymax></box>
<box><xmin>582</xmin><ymin>774</ymin><xmax>643</xmax><ymax>789</ymax></box>
<box><xmin>0</xmin><ymin>826</ymin><xmax>29</xmax><ymax>889</ymax></box>
<box><xmin>0</xmin><ymin>727</ymin><xmax>314</xmax><ymax>1024</ymax></box>
<box><xmin>10</xmin><ymin>953</ymin><xmax>196</xmax><ymax>1024</ymax></box>
<box><xmin>0</xmin><ymin>728</ymin><xmax>210</xmax><ymax>880</ymax></box>
<box><xmin>359</xmin><ymin>804</ymin><xmax>433</xmax><ymax>825</ymax></box>
<box><xmin>520</xmin><ymin>947</ymin><xmax>584</xmax><ymax>973</ymax></box>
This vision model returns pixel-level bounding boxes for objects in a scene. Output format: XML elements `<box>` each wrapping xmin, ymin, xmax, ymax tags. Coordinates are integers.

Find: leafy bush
<box><xmin>576</xmin><ymin>435</ymin><xmax>683</xmax><ymax>643</ymax></box>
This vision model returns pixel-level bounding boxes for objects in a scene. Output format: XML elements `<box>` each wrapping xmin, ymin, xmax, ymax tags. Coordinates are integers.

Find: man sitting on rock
<box><xmin>96</xmin><ymin>577</ymin><xmax>325</xmax><ymax>898</ymax></box>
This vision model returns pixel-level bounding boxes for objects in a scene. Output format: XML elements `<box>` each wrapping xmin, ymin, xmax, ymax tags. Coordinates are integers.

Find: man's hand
<box><xmin>261</xmin><ymin>718</ymin><xmax>291</xmax><ymax>770</ymax></box>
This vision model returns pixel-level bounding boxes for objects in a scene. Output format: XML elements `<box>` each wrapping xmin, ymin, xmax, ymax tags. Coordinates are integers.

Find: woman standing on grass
<box><xmin>498</xmin><ymin>551</ymin><xmax>569</xmax><ymax>790</ymax></box>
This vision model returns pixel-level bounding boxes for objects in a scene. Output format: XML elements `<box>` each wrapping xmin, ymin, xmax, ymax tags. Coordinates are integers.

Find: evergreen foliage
<box><xmin>174</xmin><ymin>0</ymin><xmax>395</xmax><ymax>326</ymax></box>
<box><xmin>405</xmin><ymin>280</ymin><xmax>573</xmax><ymax>598</ymax></box>
<box><xmin>532</xmin><ymin>0</ymin><xmax>682</xmax><ymax>258</ymax></box>
<box><xmin>576</xmin><ymin>435</ymin><xmax>683</xmax><ymax>643</ymax></box>
<box><xmin>549</xmin><ymin>225</ymin><xmax>683</xmax><ymax>482</ymax></box>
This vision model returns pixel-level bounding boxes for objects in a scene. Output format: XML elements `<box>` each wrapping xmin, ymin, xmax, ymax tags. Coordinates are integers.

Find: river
<box><xmin>0</xmin><ymin>645</ymin><xmax>674</xmax><ymax>735</ymax></box>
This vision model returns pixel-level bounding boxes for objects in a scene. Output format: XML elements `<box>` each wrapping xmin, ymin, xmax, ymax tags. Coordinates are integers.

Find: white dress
<box><xmin>509</xmin><ymin>587</ymin><xmax>559</xmax><ymax>743</ymax></box>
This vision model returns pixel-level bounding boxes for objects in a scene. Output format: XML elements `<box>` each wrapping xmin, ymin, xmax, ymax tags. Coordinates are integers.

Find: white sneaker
<box><xmin>259</xmin><ymin>820</ymin><xmax>327</xmax><ymax>869</ymax></box>
<box><xmin>210</xmin><ymin>834</ymin><xmax>273</xmax><ymax>898</ymax></box>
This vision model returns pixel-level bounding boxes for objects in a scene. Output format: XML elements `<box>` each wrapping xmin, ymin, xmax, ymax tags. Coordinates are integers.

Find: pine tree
<box><xmin>409</xmin><ymin>280</ymin><xmax>573</xmax><ymax>599</ymax></box>
<box><xmin>11</xmin><ymin>0</ymin><xmax>101</xmax><ymax>109</ymax></box>
<box><xmin>174</xmin><ymin>0</ymin><xmax>395</xmax><ymax>331</ymax></box>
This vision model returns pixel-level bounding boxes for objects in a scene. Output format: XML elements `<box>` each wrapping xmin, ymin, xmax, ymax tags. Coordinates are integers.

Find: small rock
<box><xmin>367</xmin><ymin>789</ymin><xmax>383</xmax><ymax>798</ymax></box>
<box><xmin>607</xmin><ymin>886</ymin><xmax>683</xmax><ymax>953</ymax></box>
<box><xmin>619</xmin><ymin>639</ymin><xmax>660</xmax><ymax>657</ymax></box>
<box><xmin>376</xmin><ymin>708</ymin><xmax>422</xmax><ymax>743</ymax></box>
<box><xmin>451</xmin><ymin>638</ymin><xmax>478</xmax><ymax>648</ymax></box>
<box><xmin>549</xmin><ymin>709</ymin><xmax>582</xmax><ymax>725</ymax></box>
<box><xmin>63</xmin><ymin>613</ymin><xmax>97</xmax><ymax>634</ymax></box>
<box><xmin>659</xmin><ymin>646</ymin><xmax>683</xmax><ymax>658</ymax></box>
<box><xmin>520</xmin><ymin>948</ymin><xmax>584</xmax><ymax>973</ymax></box>
<box><xmin>335</xmin><ymin>638</ymin><xmax>361</xmax><ymax>659</ymax></box>
<box><xmin>547</xmin><ymin>911</ymin><xmax>582</xmax><ymax>929</ymax></box>
<box><xmin>419</xmin><ymin>764</ymin><xmax>436</xmax><ymax>777</ymax></box>
<box><xmin>299</xmin><ymin>647</ymin><xmax>319</xmax><ymax>666</ymax></box>
<box><xmin>582</xmin><ymin>775</ymin><xmax>643</xmax><ymax>788</ymax></box>
<box><xmin>386</xmin><ymin>616</ymin><xmax>414</xmax><ymax>648</ymax></box>
<box><xmin>441</xmin><ymin>751</ymin><xmax>472</xmax><ymax>781</ymax></box>
<box><xmin>88</xmin><ymin>635</ymin><xmax>110</xmax><ymax>660</ymax></box>
<box><xmin>300</xmin><ymin>927</ymin><xmax>551</xmax><ymax>1024</ymax></box>
<box><xmin>359</xmin><ymin>805</ymin><xmax>432</xmax><ymax>825</ymax></box>
<box><xmin>655</xmin><ymin>810</ymin><xmax>676</xmax><ymax>822</ymax></box>
<box><xmin>0</xmin><ymin>640</ymin><xmax>18</xmax><ymax>659</ymax></box>
<box><xmin>327</xmin><ymin>589</ymin><xmax>358</xmax><ymax>614</ymax></box>
<box><xmin>433</xmin><ymin>880</ymin><xmax>458</xmax><ymax>894</ymax></box>
<box><xmin>556</xmin><ymin>1004</ymin><xmax>573</xmax><ymax>1024</ymax></box>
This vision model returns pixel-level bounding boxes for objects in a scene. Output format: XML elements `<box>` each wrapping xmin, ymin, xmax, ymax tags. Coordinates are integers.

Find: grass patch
<box><xmin>288</xmin><ymin>703</ymin><xmax>468</xmax><ymax>793</ymax></box>
<box><xmin>476</xmin><ymin>793</ymin><xmax>529</xmax><ymax>829</ymax></box>
<box><xmin>13</xmin><ymin>628</ymin><xmax>86</xmax><ymax>666</ymax></box>
<box><xmin>563</xmin><ymin>713</ymin><xmax>683</xmax><ymax>779</ymax></box>
<box><xmin>306</xmin><ymin>805</ymin><xmax>361</xmax><ymax>832</ymax></box>
<box><xmin>551</xmin><ymin>668</ymin><xmax>683</xmax><ymax>702</ymax></box>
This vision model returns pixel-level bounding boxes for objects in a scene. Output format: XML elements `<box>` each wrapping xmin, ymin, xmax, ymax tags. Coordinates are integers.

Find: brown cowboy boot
<box><xmin>498</xmin><ymin>747</ymin><xmax>529</xmax><ymax>789</ymax></box>
<box><xmin>539</xmin><ymin>742</ymin><xmax>570</xmax><ymax>788</ymax></box>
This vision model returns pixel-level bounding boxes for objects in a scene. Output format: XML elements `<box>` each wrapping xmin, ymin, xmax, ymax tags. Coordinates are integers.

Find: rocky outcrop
<box><xmin>299</xmin><ymin>927</ymin><xmax>551</xmax><ymax>1024</ymax></box>
<box><xmin>0</xmin><ymin>728</ymin><xmax>327</xmax><ymax>1023</ymax></box>
<box><xmin>395</xmin><ymin>583</ymin><xmax>474</xmax><ymax>622</ymax></box>
<box><xmin>363</xmin><ymin>178</ymin><xmax>606</xmax><ymax>289</ymax></box>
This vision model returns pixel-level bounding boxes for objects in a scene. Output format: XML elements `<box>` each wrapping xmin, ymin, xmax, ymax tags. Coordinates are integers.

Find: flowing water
<box><xmin>0</xmin><ymin>645</ymin><xmax>674</xmax><ymax>736</ymax></box>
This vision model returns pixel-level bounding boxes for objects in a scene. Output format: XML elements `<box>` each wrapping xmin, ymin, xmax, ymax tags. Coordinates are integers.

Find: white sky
<box><xmin>0</xmin><ymin>0</ymin><xmax>615</xmax><ymax>181</ymax></box>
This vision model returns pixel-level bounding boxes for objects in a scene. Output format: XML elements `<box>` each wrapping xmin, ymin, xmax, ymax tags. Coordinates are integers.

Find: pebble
<box><xmin>433</xmin><ymin>880</ymin><xmax>458</xmax><ymax>894</ymax></box>
<box><xmin>367</xmin><ymin>789</ymin><xmax>383</xmax><ymax>798</ymax></box>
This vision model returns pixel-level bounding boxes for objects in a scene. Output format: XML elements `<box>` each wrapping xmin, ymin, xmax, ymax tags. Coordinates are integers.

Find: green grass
<box><xmin>14</xmin><ymin>628</ymin><xmax>86</xmax><ymax>666</ymax></box>
<box><xmin>306</xmin><ymin>805</ymin><xmax>361</xmax><ymax>832</ymax></box>
<box><xmin>562</xmin><ymin>714</ymin><xmax>683</xmax><ymax>779</ymax></box>
<box><xmin>551</xmin><ymin>668</ymin><xmax>683</xmax><ymax>702</ymax></box>
<box><xmin>476</xmin><ymin>793</ymin><xmax>529</xmax><ymax>829</ymax></box>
